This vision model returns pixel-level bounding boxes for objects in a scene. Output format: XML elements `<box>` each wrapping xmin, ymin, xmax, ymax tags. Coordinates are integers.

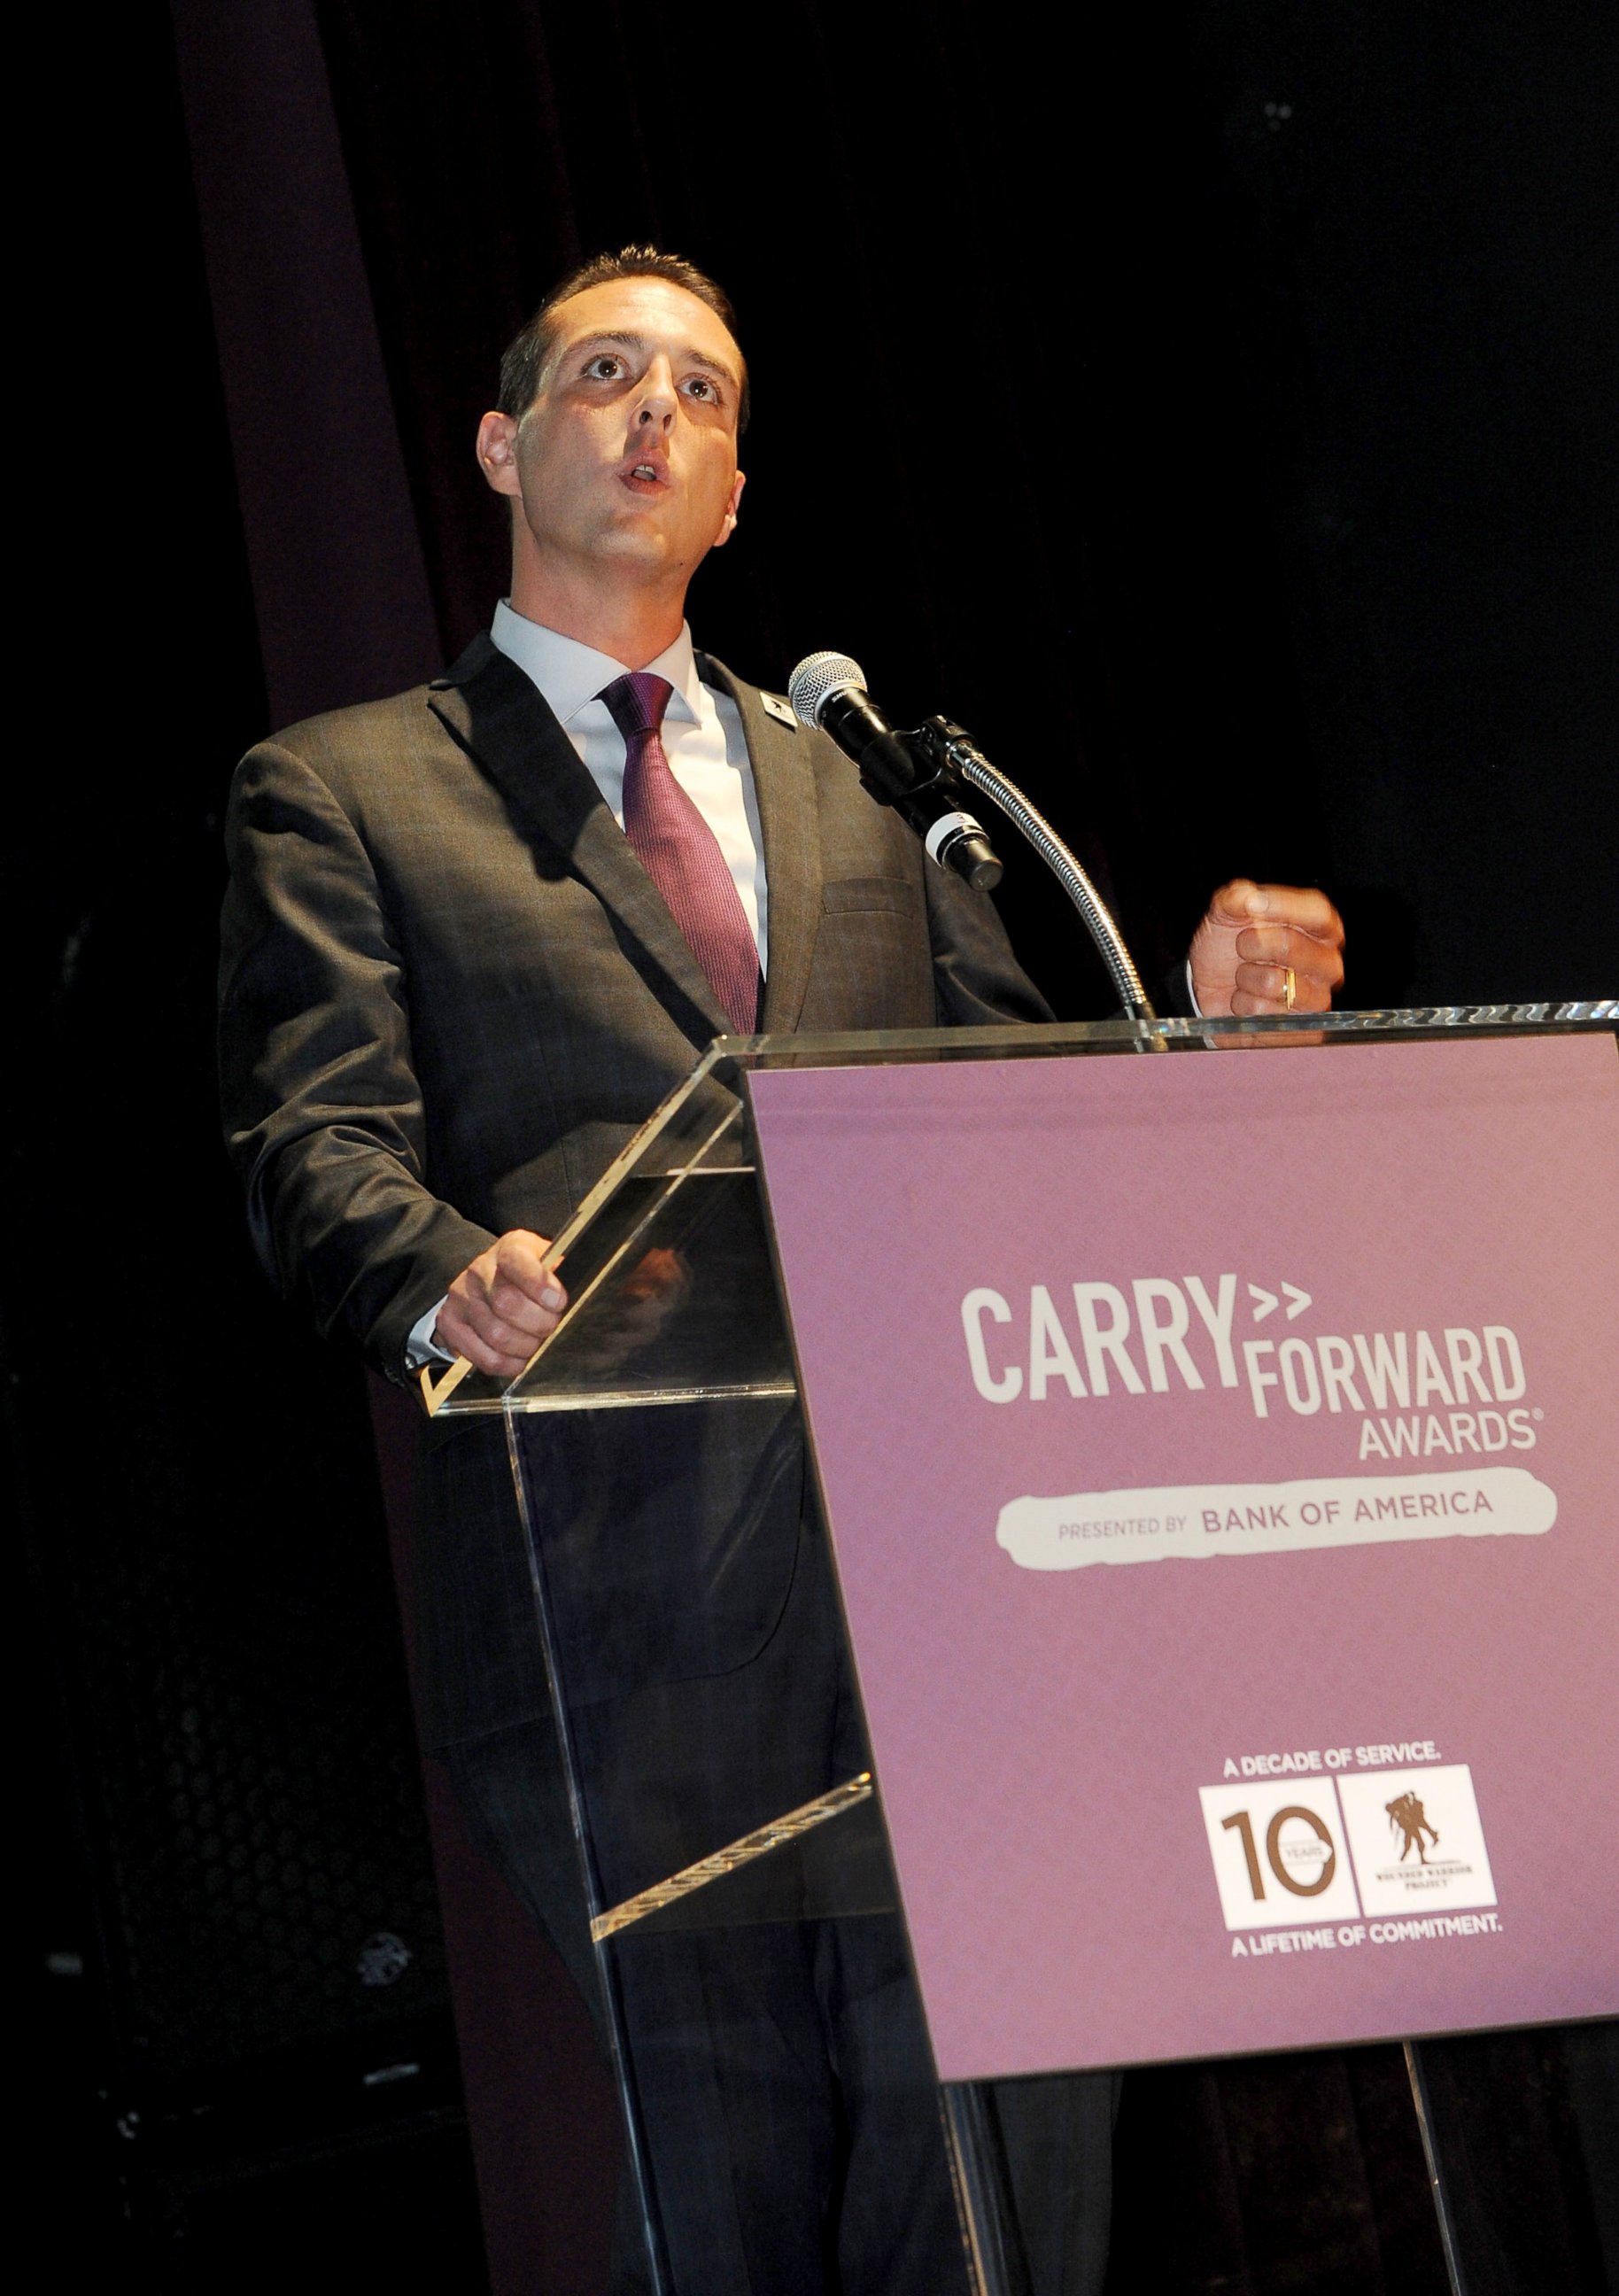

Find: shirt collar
<box><xmin>491</xmin><ymin>599</ymin><xmax>702</xmax><ymax>726</ymax></box>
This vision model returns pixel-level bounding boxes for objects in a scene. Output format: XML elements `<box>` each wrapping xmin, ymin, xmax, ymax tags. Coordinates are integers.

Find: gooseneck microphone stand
<box><xmin>786</xmin><ymin>652</ymin><xmax>1158</xmax><ymax>1026</ymax></box>
<box><xmin>906</xmin><ymin>714</ymin><xmax>1158</xmax><ymax>1025</ymax></box>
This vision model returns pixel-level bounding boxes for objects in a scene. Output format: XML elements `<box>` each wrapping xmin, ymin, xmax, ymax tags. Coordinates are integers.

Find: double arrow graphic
<box><xmin>1248</xmin><ymin>1281</ymin><xmax>1312</xmax><ymax>1323</ymax></box>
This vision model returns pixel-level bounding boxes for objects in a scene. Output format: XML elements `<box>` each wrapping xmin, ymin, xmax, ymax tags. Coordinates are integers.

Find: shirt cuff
<box><xmin>1184</xmin><ymin>958</ymin><xmax>1204</xmax><ymax>1018</ymax></box>
<box><xmin>406</xmin><ymin>1296</ymin><xmax>453</xmax><ymax>1369</ymax></box>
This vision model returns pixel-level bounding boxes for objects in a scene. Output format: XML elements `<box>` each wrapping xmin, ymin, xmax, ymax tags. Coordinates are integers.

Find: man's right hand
<box><xmin>434</xmin><ymin>1230</ymin><xmax>568</xmax><ymax>1378</ymax></box>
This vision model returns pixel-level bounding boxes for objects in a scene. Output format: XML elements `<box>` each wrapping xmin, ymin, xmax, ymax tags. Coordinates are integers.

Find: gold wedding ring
<box><xmin>1282</xmin><ymin>966</ymin><xmax>1297</xmax><ymax>1011</ymax></box>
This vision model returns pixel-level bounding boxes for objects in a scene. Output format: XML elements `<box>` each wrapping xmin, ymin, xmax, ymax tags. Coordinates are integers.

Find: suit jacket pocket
<box><xmin>803</xmin><ymin>873</ymin><xmax>935</xmax><ymax>1030</ymax></box>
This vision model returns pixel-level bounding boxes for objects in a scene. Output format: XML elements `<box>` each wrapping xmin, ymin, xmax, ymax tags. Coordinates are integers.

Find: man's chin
<box><xmin>589</xmin><ymin>519</ymin><xmax>701</xmax><ymax>577</ymax></box>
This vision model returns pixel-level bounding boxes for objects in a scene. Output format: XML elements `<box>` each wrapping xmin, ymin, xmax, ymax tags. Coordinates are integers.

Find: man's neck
<box><xmin>507</xmin><ymin>561</ymin><xmax>687</xmax><ymax>671</ymax></box>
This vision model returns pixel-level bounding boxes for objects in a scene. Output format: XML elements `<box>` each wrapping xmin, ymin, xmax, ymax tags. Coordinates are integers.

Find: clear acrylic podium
<box><xmin>423</xmin><ymin>1004</ymin><xmax>1617</xmax><ymax>2296</ymax></box>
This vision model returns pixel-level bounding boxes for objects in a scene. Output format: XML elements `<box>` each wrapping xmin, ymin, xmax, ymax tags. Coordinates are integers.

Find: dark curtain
<box><xmin>313</xmin><ymin>0</ymin><xmax>1617</xmax><ymax>1007</ymax></box>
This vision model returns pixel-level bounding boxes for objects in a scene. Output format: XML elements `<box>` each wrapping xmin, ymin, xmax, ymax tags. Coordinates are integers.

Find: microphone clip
<box><xmin>894</xmin><ymin>718</ymin><xmax>1003</xmax><ymax>892</ymax></box>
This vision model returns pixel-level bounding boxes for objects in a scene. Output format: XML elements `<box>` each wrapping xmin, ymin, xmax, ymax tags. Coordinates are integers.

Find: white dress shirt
<box><xmin>409</xmin><ymin>603</ymin><xmax>768</xmax><ymax>1366</ymax></box>
<box><xmin>490</xmin><ymin>598</ymin><xmax>769</xmax><ymax>967</ymax></box>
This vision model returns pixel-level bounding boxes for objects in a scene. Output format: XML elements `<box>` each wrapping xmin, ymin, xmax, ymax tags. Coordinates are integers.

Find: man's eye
<box><xmin>585</xmin><ymin>356</ymin><xmax>623</xmax><ymax>379</ymax></box>
<box><xmin>684</xmin><ymin>376</ymin><xmax>716</xmax><ymax>401</ymax></box>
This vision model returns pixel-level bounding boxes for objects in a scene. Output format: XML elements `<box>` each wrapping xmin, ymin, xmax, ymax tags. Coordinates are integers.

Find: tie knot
<box><xmin>600</xmin><ymin>671</ymin><xmax>673</xmax><ymax>744</ymax></box>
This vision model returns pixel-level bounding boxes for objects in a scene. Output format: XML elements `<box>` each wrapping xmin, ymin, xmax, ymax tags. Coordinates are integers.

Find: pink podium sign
<box><xmin>749</xmin><ymin>1032</ymin><xmax>1619</xmax><ymax>2081</ymax></box>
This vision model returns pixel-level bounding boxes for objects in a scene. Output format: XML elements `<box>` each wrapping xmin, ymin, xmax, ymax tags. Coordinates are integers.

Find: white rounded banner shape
<box><xmin>996</xmin><ymin>1468</ymin><xmax>1556</xmax><ymax>1571</ymax></box>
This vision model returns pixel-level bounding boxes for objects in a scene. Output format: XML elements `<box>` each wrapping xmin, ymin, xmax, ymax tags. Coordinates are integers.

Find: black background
<box><xmin>310</xmin><ymin>0</ymin><xmax>1618</xmax><ymax>1008</ymax></box>
<box><xmin>10</xmin><ymin>1</ymin><xmax>1615</xmax><ymax>2289</ymax></box>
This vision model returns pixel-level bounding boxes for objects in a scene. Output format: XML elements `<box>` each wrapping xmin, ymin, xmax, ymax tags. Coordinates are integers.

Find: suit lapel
<box><xmin>427</xmin><ymin>636</ymin><xmax>732</xmax><ymax>1048</ymax></box>
<box><xmin>700</xmin><ymin>655</ymin><xmax>822</xmax><ymax>1034</ymax></box>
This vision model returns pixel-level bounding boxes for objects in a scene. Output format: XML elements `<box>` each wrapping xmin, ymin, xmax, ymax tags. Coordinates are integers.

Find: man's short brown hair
<box><xmin>497</xmin><ymin>246</ymin><xmax>749</xmax><ymax>431</ymax></box>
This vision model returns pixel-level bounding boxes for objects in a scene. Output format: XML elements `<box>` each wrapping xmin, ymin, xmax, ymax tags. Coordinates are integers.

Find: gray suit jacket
<box><xmin>220</xmin><ymin>632</ymin><xmax>1051</xmax><ymax>1745</ymax></box>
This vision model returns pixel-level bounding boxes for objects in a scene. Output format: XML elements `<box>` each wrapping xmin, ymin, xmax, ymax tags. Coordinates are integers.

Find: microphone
<box><xmin>787</xmin><ymin>652</ymin><xmax>1003</xmax><ymax>893</ymax></box>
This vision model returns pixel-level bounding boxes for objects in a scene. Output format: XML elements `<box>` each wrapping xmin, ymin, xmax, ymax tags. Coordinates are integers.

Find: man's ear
<box><xmin>710</xmin><ymin>468</ymin><xmax>747</xmax><ymax>548</ymax></box>
<box><xmin>476</xmin><ymin>410</ymin><xmax>523</xmax><ymax>499</ymax></box>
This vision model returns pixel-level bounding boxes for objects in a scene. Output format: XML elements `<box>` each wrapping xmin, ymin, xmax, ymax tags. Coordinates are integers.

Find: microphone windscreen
<box><xmin>787</xmin><ymin>651</ymin><xmax>866</xmax><ymax>730</ymax></box>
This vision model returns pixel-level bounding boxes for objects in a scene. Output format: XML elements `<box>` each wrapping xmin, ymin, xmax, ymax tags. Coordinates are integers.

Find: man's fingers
<box><xmin>489</xmin><ymin>1231</ymin><xmax>566</xmax><ymax>1307</ymax></box>
<box><xmin>1206</xmin><ymin>881</ymin><xmax>1344</xmax><ymax>940</ymax></box>
<box><xmin>1240</xmin><ymin>885</ymin><xmax>1344</xmax><ymax>942</ymax></box>
<box><xmin>432</xmin><ymin>1304</ymin><xmax>533</xmax><ymax>1379</ymax></box>
<box><xmin>474</xmin><ymin>1304</ymin><xmax>547</xmax><ymax>1354</ymax></box>
<box><xmin>464</xmin><ymin>1339</ymin><xmax>532</xmax><ymax>1377</ymax></box>
<box><xmin>454</xmin><ymin>1288</ymin><xmax>563</xmax><ymax>1361</ymax></box>
<box><xmin>487</xmin><ymin>1275</ymin><xmax>563</xmax><ymax>1331</ymax></box>
<box><xmin>438</xmin><ymin>1296</ymin><xmax>554</xmax><ymax>1377</ymax></box>
<box><xmin>435</xmin><ymin>1228</ymin><xmax>569</xmax><ymax>1376</ymax></box>
<box><xmin>1232</xmin><ymin>961</ymin><xmax>1333</xmax><ymax>1013</ymax></box>
<box><xmin>1205</xmin><ymin>877</ymin><xmax>1261</xmax><ymax>929</ymax></box>
<box><xmin>1235</xmin><ymin>924</ymin><xmax>1345</xmax><ymax>987</ymax></box>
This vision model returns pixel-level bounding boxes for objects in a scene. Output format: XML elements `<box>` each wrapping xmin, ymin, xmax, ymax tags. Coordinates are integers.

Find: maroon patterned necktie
<box><xmin>600</xmin><ymin>671</ymin><xmax>763</xmax><ymax>1034</ymax></box>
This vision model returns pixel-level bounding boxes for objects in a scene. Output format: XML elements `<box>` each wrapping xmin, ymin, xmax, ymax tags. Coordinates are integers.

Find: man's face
<box><xmin>484</xmin><ymin>276</ymin><xmax>746</xmax><ymax>588</ymax></box>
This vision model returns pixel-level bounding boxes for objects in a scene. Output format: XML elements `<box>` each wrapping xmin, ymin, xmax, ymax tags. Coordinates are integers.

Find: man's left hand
<box><xmin>1189</xmin><ymin>880</ymin><xmax>1345</xmax><ymax>1017</ymax></box>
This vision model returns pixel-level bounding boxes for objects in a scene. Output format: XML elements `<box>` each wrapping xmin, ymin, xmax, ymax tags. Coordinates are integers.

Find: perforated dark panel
<box><xmin>14</xmin><ymin>1250</ymin><xmax>452</xmax><ymax>2121</ymax></box>
<box><xmin>96</xmin><ymin>1634</ymin><xmax>445</xmax><ymax>2075</ymax></box>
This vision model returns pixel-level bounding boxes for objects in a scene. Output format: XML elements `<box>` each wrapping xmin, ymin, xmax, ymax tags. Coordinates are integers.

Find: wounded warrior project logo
<box><xmin>1199</xmin><ymin>1760</ymin><xmax>1499</xmax><ymax>1945</ymax></box>
<box><xmin>1385</xmin><ymin>1790</ymin><xmax>1438</xmax><ymax>1866</ymax></box>
<box><xmin>953</xmin><ymin>1271</ymin><xmax>1558</xmax><ymax>1572</ymax></box>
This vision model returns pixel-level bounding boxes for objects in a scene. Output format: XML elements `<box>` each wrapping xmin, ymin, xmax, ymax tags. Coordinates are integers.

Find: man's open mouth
<box><xmin>620</xmin><ymin>452</ymin><xmax>670</xmax><ymax>491</ymax></box>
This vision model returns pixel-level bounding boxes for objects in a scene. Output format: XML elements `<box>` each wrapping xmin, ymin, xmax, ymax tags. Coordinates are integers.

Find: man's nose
<box><xmin>634</xmin><ymin>356</ymin><xmax>678</xmax><ymax>428</ymax></box>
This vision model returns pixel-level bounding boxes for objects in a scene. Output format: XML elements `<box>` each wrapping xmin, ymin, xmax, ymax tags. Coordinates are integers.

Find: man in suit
<box><xmin>220</xmin><ymin>246</ymin><xmax>1344</xmax><ymax>2292</ymax></box>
